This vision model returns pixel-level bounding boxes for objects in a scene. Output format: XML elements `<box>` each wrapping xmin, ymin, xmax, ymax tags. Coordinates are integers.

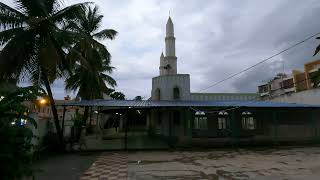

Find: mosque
<box><xmin>63</xmin><ymin>17</ymin><xmax>320</xmax><ymax>149</ymax></box>
<box><xmin>151</xmin><ymin>17</ymin><xmax>258</xmax><ymax>101</ymax></box>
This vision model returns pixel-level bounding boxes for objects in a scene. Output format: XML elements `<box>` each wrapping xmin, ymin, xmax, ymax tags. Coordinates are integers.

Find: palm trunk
<box><xmin>42</xmin><ymin>73</ymin><xmax>64</xmax><ymax>149</ymax></box>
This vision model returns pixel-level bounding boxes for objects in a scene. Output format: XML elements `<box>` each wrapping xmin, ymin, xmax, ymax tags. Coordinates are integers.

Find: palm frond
<box><xmin>0</xmin><ymin>2</ymin><xmax>26</xmax><ymax>17</ymax></box>
<box><xmin>0</xmin><ymin>29</ymin><xmax>37</xmax><ymax>82</ymax></box>
<box><xmin>100</xmin><ymin>73</ymin><xmax>117</xmax><ymax>87</ymax></box>
<box><xmin>51</xmin><ymin>2</ymin><xmax>91</xmax><ymax>23</ymax></box>
<box><xmin>0</xmin><ymin>27</ymin><xmax>24</xmax><ymax>45</ymax></box>
<box><xmin>93</xmin><ymin>29</ymin><xmax>117</xmax><ymax>40</ymax></box>
<box><xmin>0</xmin><ymin>2</ymin><xmax>26</xmax><ymax>29</ymax></box>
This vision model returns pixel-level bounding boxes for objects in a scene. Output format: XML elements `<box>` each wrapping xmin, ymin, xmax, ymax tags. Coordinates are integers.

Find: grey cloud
<box><xmin>3</xmin><ymin>0</ymin><xmax>320</xmax><ymax>99</ymax></box>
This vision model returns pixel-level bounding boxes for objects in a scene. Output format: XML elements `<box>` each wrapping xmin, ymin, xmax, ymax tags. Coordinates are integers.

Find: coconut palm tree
<box><xmin>64</xmin><ymin>6</ymin><xmax>117</xmax><ymax>125</ymax></box>
<box><xmin>0</xmin><ymin>0</ymin><xmax>89</xmax><ymax>147</ymax></box>
<box><xmin>65</xmin><ymin>59</ymin><xmax>117</xmax><ymax>125</ymax></box>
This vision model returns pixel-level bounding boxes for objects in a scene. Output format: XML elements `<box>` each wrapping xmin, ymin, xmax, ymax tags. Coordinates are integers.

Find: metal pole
<box><xmin>124</xmin><ymin>111</ymin><xmax>128</xmax><ymax>150</ymax></box>
<box><xmin>62</xmin><ymin>106</ymin><xmax>66</xmax><ymax>136</ymax></box>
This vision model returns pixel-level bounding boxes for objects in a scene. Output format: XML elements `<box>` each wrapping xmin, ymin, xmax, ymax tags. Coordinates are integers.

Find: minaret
<box><xmin>165</xmin><ymin>16</ymin><xmax>177</xmax><ymax>75</ymax></box>
<box><xmin>165</xmin><ymin>16</ymin><xmax>175</xmax><ymax>57</ymax></box>
<box><xmin>159</xmin><ymin>16</ymin><xmax>177</xmax><ymax>76</ymax></box>
<box><xmin>159</xmin><ymin>52</ymin><xmax>165</xmax><ymax>75</ymax></box>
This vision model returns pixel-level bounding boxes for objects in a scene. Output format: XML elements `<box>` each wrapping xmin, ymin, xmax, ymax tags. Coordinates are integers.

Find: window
<box><xmin>194</xmin><ymin>111</ymin><xmax>207</xmax><ymax>129</ymax></box>
<box><xmin>218</xmin><ymin>111</ymin><xmax>228</xmax><ymax>130</ymax></box>
<box><xmin>155</xmin><ymin>88</ymin><xmax>161</xmax><ymax>100</ymax></box>
<box><xmin>241</xmin><ymin>111</ymin><xmax>255</xmax><ymax>130</ymax></box>
<box><xmin>173</xmin><ymin>87</ymin><xmax>180</xmax><ymax>100</ymax></box>
<box><xmin>173</xmin><ymin>111</ymin><xmax>180</xmax><ymax>125</ymax></box>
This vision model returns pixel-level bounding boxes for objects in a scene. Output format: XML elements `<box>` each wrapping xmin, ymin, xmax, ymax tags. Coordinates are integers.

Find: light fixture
<box><xmin>94</xmin><ymin>111</ymin><xmax>98</xmax><ymax>114</ymax></box>
<box><xmin>39</xmin><ymin>98</ymin><xmax>47</xmax><ymax>105</ymax></box>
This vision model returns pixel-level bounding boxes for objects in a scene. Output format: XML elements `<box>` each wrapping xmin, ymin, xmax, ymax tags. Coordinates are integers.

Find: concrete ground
<box><xmin>128</xmin><ymin>147</ymin><xmax>320</xmax><ymax>180</ymax></box>
<box><xmin>32</xmin><ymin>152</ymin><xmax>100</xmax><ymax>180</ymax></box>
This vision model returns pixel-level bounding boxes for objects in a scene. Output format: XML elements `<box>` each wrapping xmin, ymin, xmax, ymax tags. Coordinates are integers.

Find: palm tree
<box><xmin>64</xmin><ymin>6</ymin><xmax>117</xmax><ymax>125</ymax></box>
<box><xmin>110</xmin><ymin>91</ymin><xmax>126</xmax><ymax>100</ymax></box>
<box><xmin>0</xmin><ymin>0</ymin><xmax>89</xmax><ymax>147</ymax></box>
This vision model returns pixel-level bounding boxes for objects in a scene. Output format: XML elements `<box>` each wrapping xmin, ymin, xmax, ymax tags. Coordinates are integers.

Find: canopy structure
<box><xmin>60</xmin><ymin>99</ymin><xmax>320</xmax><ymax>109</ymax></box>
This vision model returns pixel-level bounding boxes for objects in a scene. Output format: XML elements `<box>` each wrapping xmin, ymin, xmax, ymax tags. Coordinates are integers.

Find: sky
<box><xmin>3</xmin><ymin>0</ymin><xmax>320</xmax><ymax>99</ymax></box>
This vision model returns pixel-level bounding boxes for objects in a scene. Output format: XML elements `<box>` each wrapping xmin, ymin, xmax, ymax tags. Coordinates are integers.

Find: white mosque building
<box><xmin>151</xmin><ymin>17</ymin><xmax>258</xmax><ymax>101</ymax></box>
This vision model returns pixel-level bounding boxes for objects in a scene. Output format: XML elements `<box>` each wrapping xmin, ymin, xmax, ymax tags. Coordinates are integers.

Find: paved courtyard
<box><xmin>127</xmin><ymin>147</ymin><xmax>320</xmax><ymax>180</ymax></box>
<box><xmin>34</xmin><ymin>147</ymin><xmax>320</xmax><ymax>179</ymax></box>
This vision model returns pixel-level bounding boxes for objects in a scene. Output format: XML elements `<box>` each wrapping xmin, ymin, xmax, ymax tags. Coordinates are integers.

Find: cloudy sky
<box><xmin>4</xmin><ymin>0</ymin><xmax>320</xmax><ymax>99</ymax></box>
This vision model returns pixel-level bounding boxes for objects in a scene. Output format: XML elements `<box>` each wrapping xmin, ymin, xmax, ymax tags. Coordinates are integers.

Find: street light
<box><xmin>38</xmin><ymin>97</ymin><xmax>47</xmax><ymax>105</ymax></box>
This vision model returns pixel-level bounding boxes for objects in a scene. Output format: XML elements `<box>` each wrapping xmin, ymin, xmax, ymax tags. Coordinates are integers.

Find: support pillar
<box><xmin>62</xmin><ymin>106</ymin><xmax>66</xmax><ymax>136</ymax></box>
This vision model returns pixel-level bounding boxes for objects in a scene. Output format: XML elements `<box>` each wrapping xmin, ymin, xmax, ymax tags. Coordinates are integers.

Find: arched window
<box><xmin>218</xmin><ymin>111</ymin><xmax>228</xmax><ymax>130</ymax></box>
<box><xmin>194</xmin><ymin>111</ymin><xmax>207</xmax><ymax>129</ymax></box>
<box><xmin>173</xmin><ymin>87</ymin><xmax>180</xmax><ymax>100</ymax></box>
<box><xmin>241</xmin><ymin>111</ymin><xmax>255</xmax><ymax>130</ymax></box>
<box><xmin>155</xmin><ymin>88</ymin><xmax>161</xmax><ymax>100</ymax></box>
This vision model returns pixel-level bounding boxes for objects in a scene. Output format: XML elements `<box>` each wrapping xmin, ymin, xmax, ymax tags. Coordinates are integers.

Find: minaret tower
<box><xmin>159</xmin><ymin>16</ymin><xmax>177</xmax><ymax>76</ymax></box>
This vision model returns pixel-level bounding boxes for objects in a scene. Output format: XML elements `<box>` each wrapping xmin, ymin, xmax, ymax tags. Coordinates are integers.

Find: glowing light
<box><xmin>39</xmin><ymin>98</ymin><xmax>47</xmax><ymax>105</ymax></box>
<box><xmin>20</xmin><ymin>118</ymin><xmax>27</xmax><ymax>125</ymax></box>
<box><xmin>11</xmin><ymin>121</ymin><xmax>15</xmax><ymax>125</ymax></box>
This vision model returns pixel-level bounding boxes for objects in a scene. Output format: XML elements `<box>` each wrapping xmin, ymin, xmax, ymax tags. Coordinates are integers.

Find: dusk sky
<box><xmin>4</xmin><ymin>0</ymin><xmax>320</xmax><ymax>99</ymax></box>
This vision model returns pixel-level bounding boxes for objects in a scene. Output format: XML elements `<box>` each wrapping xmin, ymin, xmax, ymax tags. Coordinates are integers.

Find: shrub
<box><xmin>0</xmin><ymin>86</ymin><xmax>46</xmax><ymax>179</ymax></box>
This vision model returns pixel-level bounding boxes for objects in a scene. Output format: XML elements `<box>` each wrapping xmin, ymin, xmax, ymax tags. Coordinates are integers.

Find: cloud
<box><xmin>3</xmin><ymin>0</ymin><xmax>320</xmax><ymax>99</ymax></box>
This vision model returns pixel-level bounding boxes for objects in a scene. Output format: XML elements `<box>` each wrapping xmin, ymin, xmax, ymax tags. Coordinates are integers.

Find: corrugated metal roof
<box><xmin>60</xmin><ymin>99</ymin><xmax>320</xmax><ymax>108</ymax></box>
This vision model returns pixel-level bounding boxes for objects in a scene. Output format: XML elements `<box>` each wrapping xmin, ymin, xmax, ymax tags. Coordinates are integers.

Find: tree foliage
<box><xmin>0</xmin><ymin>86</ymin><xmax>46</xmax><ymax>179</ymax></box>
<box><xmin>65</xmin><ymin>6</ymin><xmax>117</xmax><ymax>100</ymax></box>
<box><xmin>110</xmin><ymin>91</ymin><xmax>125</xmax><ymax>100</ymax></box>
<box><xmin>0</xmin><ymin>0</ymin><xmax>90</xmax><ymax>146</ymax></box>
<box><xmin>310</xmin><ymin>70</ymin><xmax>320</xmax><ymax>88</ymax></box>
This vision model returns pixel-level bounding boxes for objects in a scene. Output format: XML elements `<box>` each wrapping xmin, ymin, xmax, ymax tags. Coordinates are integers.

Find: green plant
<box><xmin>70</xmin><ymin>112</ymin><xmax>85</xmax><ymax>142</ymax></box>
<box><xmin>310</xmin><ymin>70</ymin><xmax>320</xmax><ymax>88</ymax></box>
<box><xmin>64</xmin><ymin>6</ymin><xmax>117</xmax><ymax>125</ymax></box>
<box><xmin>110</xmin><ymin>91</ymin><xmax>126</xmax><ymax>100</ymax></box>
<box><xmin>0</xmin><ymin>0</ymin><xmax>90</xmax><ymax>147</ymax></box>
<box><xmin>0</xmin><ymin>86</ymin><xmax>46</xmax><ymax>180</ymax></box>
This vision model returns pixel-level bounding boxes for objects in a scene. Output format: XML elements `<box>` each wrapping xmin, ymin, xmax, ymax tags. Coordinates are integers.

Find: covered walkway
<box><xmin>61</xmin><ymin>99</ymin><xmax>320</xmax><ymax>150</ymax></box>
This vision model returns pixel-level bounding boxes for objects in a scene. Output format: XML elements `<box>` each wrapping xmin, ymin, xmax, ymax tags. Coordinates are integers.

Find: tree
<box><xmin>110</xmin><ymin>91</ymin><xmax>125</xmax><ymax>100</ymax></box>
<box><xmin>0</xmin><ymin>86</ymin><xmax>46</xmax><ymax>179</ymax></box>
<box><xmin>134</xmin><ymin>96</ymin><xmax>143</xmax><ymax>100</ymax></box>
<box><xmin>310</xmin><ymin>70</ymin><xmax>320</xmax><ymax>88</ymax></box>
<box><xmin>64</xmin><ymin>6</ymin><xmax>117</xmax><ymax>125</ymax></box>
<box><xmin>0</xmin><ymin>0</ymin><xmax>89</xmax><ymax>147</ymax></box>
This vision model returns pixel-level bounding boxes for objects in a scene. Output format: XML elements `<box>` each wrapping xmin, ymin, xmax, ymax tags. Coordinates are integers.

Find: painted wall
<box><xmin>266</xmin><ymin>88</ymin><xmax>320</xmax><ymax>105</ymax></box>
<box><xmin>151</xmin><ymin>74</ymin><xmax>191</xmax><ymax>100</ymax></box>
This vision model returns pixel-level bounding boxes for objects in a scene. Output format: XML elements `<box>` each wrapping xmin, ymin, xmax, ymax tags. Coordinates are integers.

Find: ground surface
<box><xmin>32</xmin><ymin>152</ymin><xmax>100</xmax><ymax>180</ymax></box>
<box><xmin>128</xmin><ymin>147</ymin><xmax>320</xmax><ymax>180</ymax></box>
<box><xmin>32</xmin><ymin>146</ymin><xmax>320</xmax><ymax>180</ymax></box>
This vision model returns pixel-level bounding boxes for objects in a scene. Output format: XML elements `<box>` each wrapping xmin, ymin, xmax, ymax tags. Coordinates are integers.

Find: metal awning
<box><xmin>60</xmin><ymin>99</ymin><xmax>320</xmax><ymax>108</ymax></box>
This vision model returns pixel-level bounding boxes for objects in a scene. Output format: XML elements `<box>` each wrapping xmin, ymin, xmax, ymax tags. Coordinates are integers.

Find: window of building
<box><xmin>155</xmin><ymin>88</ymin><xmax>161</xmax><ymax>100</ymax></box>
<box><xmin>218</xmin><ymin>111</ymin><xmax>228</xmax><ymax>130</ymax></box>
<box><xmin>241</xmin><ymin>111</ymin><xmax>255</xmax><ymax>130</ymax></box>
<box><xmin>194</xmin><ymin>111</ymin><xmax>207</xmax><ymax>129</ymax></box>
<box><xmin>173</xmin><ymin>87</ymin><xmax>180</xmax><ymax>100</ymax></box>
<box><xmin>173</xmin><ymin>111</ymin><xmax>180</xmax><ymax>125</ymax></box>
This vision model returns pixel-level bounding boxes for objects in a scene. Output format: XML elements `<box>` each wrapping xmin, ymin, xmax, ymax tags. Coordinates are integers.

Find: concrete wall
<box><xmin>152</xmin><ymin>74</ymin><xmax>191</xmax><ymax>100</ymax></box>
<box><xmin>267</xmin><ymin>88</ymin><xmax>320</xmax><ymax>105</ymax></box>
